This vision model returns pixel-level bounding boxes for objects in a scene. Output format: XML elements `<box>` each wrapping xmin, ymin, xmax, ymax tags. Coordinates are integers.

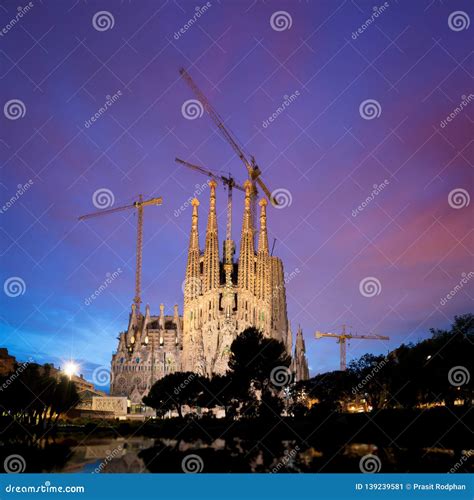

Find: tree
<box><xmin>348</xmin><ymin>354</ymin><xmax>389</xmax><ymax>411</ymax></box>
<box><xmin>143</xmin><ymin>372</ymin><xmax>202</xmax><ymax>418</ymax></box>
<box><xmin>228</xmin><ymin>327</ymin><xmax>291</xmax><ymax>418</ymax></box>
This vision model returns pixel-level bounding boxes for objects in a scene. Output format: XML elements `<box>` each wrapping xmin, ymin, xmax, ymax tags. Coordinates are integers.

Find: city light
<box><xmin>63</xmin><ymin>361</ymin><xmax>79</xmax><ymax>378</ymax></box>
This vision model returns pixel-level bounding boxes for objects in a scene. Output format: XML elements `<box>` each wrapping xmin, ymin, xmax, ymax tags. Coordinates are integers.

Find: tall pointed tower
<box><xmin>182</xmin><ymin>198</ymin><xmax>204</xmax><ymax>373</ymax></box>
<box><xmin>292</xmin><ymin>326</ymin><xmax>310</xmax><ymax>381</ymax></box>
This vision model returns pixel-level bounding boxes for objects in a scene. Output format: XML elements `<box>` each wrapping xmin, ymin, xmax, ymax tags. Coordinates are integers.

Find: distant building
<box><xmin>0</xmin><ymin>348</ymin><xmax>16</xmax><ymax>376</ymax></box>
<box><xmin>110</xmin><ymin>181</ymin><xmax>309</xmax><ymax>404</ymax></box>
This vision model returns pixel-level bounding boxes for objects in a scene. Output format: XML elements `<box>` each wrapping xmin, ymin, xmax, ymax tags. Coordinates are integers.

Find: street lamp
<box><xmin>63</xmin><ymin>361</ymin><xmax>79</xmax><ymax>379</ymax></box>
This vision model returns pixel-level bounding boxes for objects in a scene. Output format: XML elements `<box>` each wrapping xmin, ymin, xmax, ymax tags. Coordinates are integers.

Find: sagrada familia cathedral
<box><xmin>110</xmin><ymin>180</ymin><xmax>309</xmax><ymax>404</ymax></box>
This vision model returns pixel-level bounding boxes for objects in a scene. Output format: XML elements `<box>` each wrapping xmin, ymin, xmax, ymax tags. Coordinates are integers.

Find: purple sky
<box><xmin>1</xmin><ymin>0</ymin><xmax>473</xmax><ymax>382</ymax></box>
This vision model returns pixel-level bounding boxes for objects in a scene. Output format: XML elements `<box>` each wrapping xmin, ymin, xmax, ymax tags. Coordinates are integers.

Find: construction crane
<box><xmin>78</xmin><ymin>195</ymin><xmax>163</xmax><ymax>314</ymax></box>
<box><xmin>175</xmin><ymin>157</ymin><xmax>244</xmax><ymax>265</ymax></box>
<box><xmin>178</xmin><ymin>68</ymin><xmax>278</xmax><ymax>231</ymax></box>
<box><xmin>315</xmin><ymin>325</ymin><xmax>389</xmax><ymax>371</ymax></box>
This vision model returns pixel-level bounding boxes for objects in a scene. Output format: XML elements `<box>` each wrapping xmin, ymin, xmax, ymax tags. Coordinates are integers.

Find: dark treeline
<box><xmin>144</xmin><ymin>314</ymin><xmax>473</xmax><ymax>419</ymax></box>
<box><xmin>0</xmin><ymin>362</ymin><xmax>79</xmax><ymax>434</ymax></box>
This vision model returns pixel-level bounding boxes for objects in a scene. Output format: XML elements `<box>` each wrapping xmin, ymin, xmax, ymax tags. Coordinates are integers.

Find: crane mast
<box><xmin>78</xmin><ymin>195</ymin><xmax>163</xmax><ymax>314</ymax></box>
<box><xmin>178</xmin><ymin>68</ymin><xmax>278</xmax><ymax>243</ymax></box>
<box><xmin>315</xmin><ymin>325</ymin><xmax>389</xmax><ymax>371</ymax></box>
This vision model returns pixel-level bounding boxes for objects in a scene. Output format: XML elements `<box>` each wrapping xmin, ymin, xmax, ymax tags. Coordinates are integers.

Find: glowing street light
<box><xmin>63</xmin><ymin>361</ymin><xmax>79</xmax><ymax>379</ymax></box>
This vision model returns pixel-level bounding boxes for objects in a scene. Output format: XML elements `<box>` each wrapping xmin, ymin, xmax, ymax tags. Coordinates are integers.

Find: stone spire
<box><xmin>256</xmin><ymin>198</ymin><xmax>269</xmax><ymax>302</ymax></box>
<box><xmin>293</xmin><ymin>326</ymin><xmax>310</xmax><ymax>381</ymax></box>
<box><xmin>257</xmin><ymin>198</ymin><xmax>269</xmax><ymax>255</ymax></box>
<box><xmin>203</xmin><ymin>180</ymin><xmax>219</xmax><ymax>292</ymax></box>
<box><xmin>238</xmin><ymin>180</ymin><xmax>255</xmax><ymax>292</ymax></box>
<box><xmin>184</xmin><ymin>198</ymin><xmax>201</xmax><ymax>301</ymax></box>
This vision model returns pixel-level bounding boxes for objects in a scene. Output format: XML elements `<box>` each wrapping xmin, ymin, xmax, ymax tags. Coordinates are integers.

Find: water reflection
<box><xmin>3</xmin><ymin>436</ymin><xmax>471</xmax><ymax>473</ymax></box>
